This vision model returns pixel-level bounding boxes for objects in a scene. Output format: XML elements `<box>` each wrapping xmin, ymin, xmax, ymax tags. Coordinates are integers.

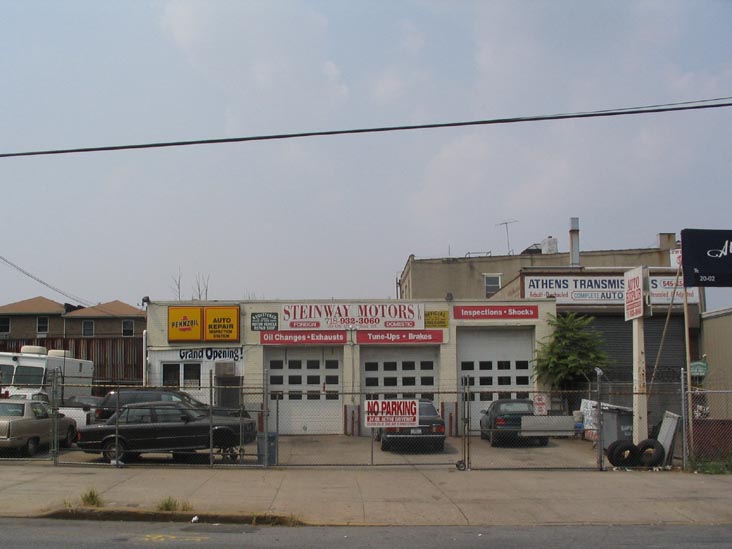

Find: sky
<box><xmin>1</xmin><ymin>1</ymin><xmax>731</xmax><ymax>311</ymax></box>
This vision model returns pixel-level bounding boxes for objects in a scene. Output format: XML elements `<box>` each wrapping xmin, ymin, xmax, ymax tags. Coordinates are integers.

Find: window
<box><xmin>288</xmin><ymin>391</ymin><xmax>302</xmax><ymax>400</ymax></box>
<box><xmin>82</xmin><ymin>320</ymin><xmax>95</xmax><ymax>337</ymax></box>
<box><xmin>288</xmin><ymin>375</ymin><xmax>302</xmax><ymax>385</ymax></box>
<box><xmin>516</xmin><ymin>376</ymin><xmax>530</xmax><ymax>386</ymax></box>
<box><xmin>156</xmin><ymin>407</ymin><xmax>185</xmax><ymax>423</ymax></box>
<box><xmin>497</xmin><ymin>361</ymin><xmax>511</xmax><ymax>370</ymax></box>
<box><xmin>307</xmin><ymin>391</ymin><xmax>320</xmax><ymax>400</ymax></box>
<box><xmin>14</xmin><ymin>366</ymin><xmax>44</xmax><ymax>387</ymax></box>
<box><xmin>288</xmin><ymin>360</ymin><xmax>302</xmax><ymax>370</ymax></box>
<box><xmin>0</xmin><ymin>317</ymin><xmax>9</xmax><ymax>334</ymax></box>
<box><xmin>461</xmin><ymin>361</ymin><xmax>474</xmax><ymax>371</ymax></box>
<box><xmin>162</xmin><ymin>363</ymin><xmax>180</xmax><ymax>387</ymax></box>
<box><xmin>402</xmin><ymin>361</ymin><xmax>415</xmax><ymax>371</ymax></box>
<box><xmin>325</xmin><ymin>360</ymin><xmax>339</xmax><ymax>370</ymax></box>
<box><xmin>384</xmin><ymin>362</ymin><xmax>397</xmax><ymax>371</ymax></box>
<box><xmin>383</xmin><ymin>377</ymin><xmax>397</xmax><ymax>386</ymax></box>
<box><xmin>479</xmin><ymin>361</ymin><xmax>493</xmax><ymax>370</ymax></box>
<box><xmin>37</xmin><ymin>317</ymin><xmax>49</xmax><ymax>334</ymax></box>
<box><xmin>306</xmin><ymin>360</ymin><xmax>320</xmax><ymax>370</ymax></box>
<box><xmin>365</xmin><ymin>377</ymin><xmax>379</xmax><ymax>387</ymax></box>
<box><xmin>421</xmin><ymin>376</ymin><xmax>434</xmax><ymax>385</ymax></box>
<box><xmin>325</xmin><ymin>392</ymin><xmax>339</xmax><ymax>400</ymax></box>
<box><xmin>325</xmin><ymin>375</ymin><xmax>339</xmax><ymax>385</ymax></box>
<box><xmin>484</xmin><ymin>274</ymin><xmax>501</xmax><ymax>297</ymax></box>
<box><xmin>270</xmin><ymin>360</ymin><xmax>284</xmax><ymax>369</ymax></box>
<box><xmin>420</xmin><ymin>361</ymin><xmax>434</xmax><ymax>370</ymax></box>
<box><xmin>516</xmin><ymin>360</ymin><xmax>530</xmax><ymax>370</ymax></box>
<box><xmin>122</xmin><ymin>320</ymin><xmax>134</xmax><ymax>337</ymax></box>
<box><xmin>307</xmin><ymin>375</ymin><xmax>320</xmax><ymax>385</ymax></box>
<box><xmin>498</xmin><ymin>376</ymin><xmax>511</xmax><ymax>386</ymax></box>
<box><xmin>183</xmin><ymin>364</ymin><xmax>201</xmax><ymax>388</ymax></box>
<box><xmin>270</xmin><ymin>375</ymin><xmax>283</xmax><ymax>385</ymax></box>
<box><xmin>402</xmin><ymin>377</ymin><xmax>416</xmax><ymax>386</ymax></box>
<box><xmin>479</xmin><ymin>377</ymin><xmax>493</xmax><ymax>386</ymax></box>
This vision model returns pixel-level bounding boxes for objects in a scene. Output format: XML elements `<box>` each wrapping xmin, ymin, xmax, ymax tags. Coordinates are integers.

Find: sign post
<box><xmin>625</xmin><ymin>266</ymin><xmax>648</xmax><ymax>443</ymax></box>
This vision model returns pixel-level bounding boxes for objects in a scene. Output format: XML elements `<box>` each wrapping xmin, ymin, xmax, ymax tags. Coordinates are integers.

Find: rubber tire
<box><xmin>25</xmin><ymin>437</ymin><xmax>39</xmax><ymax>457</ymax></box>
<box><xmin>61</xmin><ymin>426</ymin><xmax>76</xmax><ymax>448</ymax></box>
<box><xmin>608</xmin><ymin>440</ymin><xmax>640</xmax><ymax>467</ymax></box>
<box><xmin>489</xmin><ymin>431</ymin><xmax>500</xmax><ymax>447</ymax></box>
<box><xmin>605</xmin><ymin>439</ymin><xmax>624</xmax><ymax>459</ymax></box>
<box><xmin>538</xmin><ymin>437</ymin><xmax>549</xmax><ymax>447</ymax></box>
<box><xmin>637</xmin><ymin>439</ymin><xmax>665</xmax><ymax>467</ymax></box>
<box><xmin>380</xmin><ymin>437</ymin><xmax>390</xmax><ymax>451</ymax></box>
<box><xmin>102</xmin><ymin>439</ymin><xmax>127</xmax><ymax>463</ymax></box>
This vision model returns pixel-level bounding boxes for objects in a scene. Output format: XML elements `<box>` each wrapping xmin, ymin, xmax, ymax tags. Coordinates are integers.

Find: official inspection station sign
<box><xmin>365</xmin><ymin>399</ymin><xmax>419</xmax><ymax>428</ymax></box>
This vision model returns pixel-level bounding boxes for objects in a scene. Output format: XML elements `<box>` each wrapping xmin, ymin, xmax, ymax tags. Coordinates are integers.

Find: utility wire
<box><xmin>1</xmin><ymin>98</ymin><xmax>731</xmax><ymax>159</ymax></box>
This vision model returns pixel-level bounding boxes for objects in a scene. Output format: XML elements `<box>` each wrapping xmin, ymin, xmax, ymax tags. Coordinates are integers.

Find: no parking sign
<box><xmin>533</xmin><ymin>393</ymin><xmax>548</xmax><ymax>416</ymax></box>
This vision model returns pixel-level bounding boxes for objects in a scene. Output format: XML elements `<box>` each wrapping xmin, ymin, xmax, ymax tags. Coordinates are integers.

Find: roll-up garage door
<box><xmin>360</xmin><ymin>346</ymin><xmax>440</xmax><ymax>403</ymax></box>
<box><xmin>591</xmin><ymin>315</ymin><xmax>687</xmax><ymax>383</ymax></box>
<box><xmin>457</xmin><ymin>327</ymin><xmax>535</xmax><ymax>431</ymax></box>
<box><xmin>264</xmin><ymin>346</ymin><xmax>343</xmax><ymax>435</ymax></box>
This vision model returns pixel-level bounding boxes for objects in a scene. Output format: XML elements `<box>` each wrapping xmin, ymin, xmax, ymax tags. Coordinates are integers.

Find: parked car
<box><xmin>6</xmin><ymin>389</ymin><xmax>50</xmax><ymax>403</ymax></box>
<box><xmin>63</xmin><ymin>395</ymin><xmax>104</xmax><ymax>409</ymax></box>
<box><xmin>373</xmin><ymin>400</ymin><xmax>446</xmax><ymax>452</ymax></box>
<box><xmin>479</xmin><ymin>399</ymin><xmax>549</xmax><ymax>447</ymax></box>
<box><xmin>94</xmin><ymin>388</ymin><xmax>250</xmax><ymax>422</ymax></box>
<box><xmin>76</xmin><ymin>401</ymin><xmax>257</xmax><ymax>462</ymax></box>
<box><xmin>0</xmin><ymin>400</ymin><xmax>77</xmax><ymax>456</ymax></box>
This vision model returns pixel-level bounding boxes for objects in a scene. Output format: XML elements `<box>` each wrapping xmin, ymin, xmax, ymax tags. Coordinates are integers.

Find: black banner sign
<box><xmin>681</xmin><ymin>228</ymin><xmax>732</xmax><ymax>287</ymax></box>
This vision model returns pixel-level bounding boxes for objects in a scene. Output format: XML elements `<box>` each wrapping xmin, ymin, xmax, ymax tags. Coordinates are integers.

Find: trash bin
<box><xmin>257</xmin><ymin>432</ymin><xmax>278</xmax><ymax>465</ymax></box>
<box><xmin>601</xmin><ymin>404</ymin><xmax>633</xmax><ymax>451</ymax></box>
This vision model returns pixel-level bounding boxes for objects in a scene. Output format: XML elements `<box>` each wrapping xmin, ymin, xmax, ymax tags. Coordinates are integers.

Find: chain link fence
<box><xmin>10</xmin><ymin>377</ymin><xmax>732</xmax><ymax>472</ymax></box>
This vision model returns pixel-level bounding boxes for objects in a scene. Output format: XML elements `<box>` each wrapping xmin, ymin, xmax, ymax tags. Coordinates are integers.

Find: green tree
<box><xmin>534</xmin><ymin>313</ymin><xmax>608</xmax><ymax>389</ymax></box>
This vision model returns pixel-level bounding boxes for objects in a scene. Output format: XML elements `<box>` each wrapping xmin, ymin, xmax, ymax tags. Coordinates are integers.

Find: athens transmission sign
<box><xmin>681</xmin><ymin>228</ymin><xmax>732</xmax><ymax>287</ymax></box>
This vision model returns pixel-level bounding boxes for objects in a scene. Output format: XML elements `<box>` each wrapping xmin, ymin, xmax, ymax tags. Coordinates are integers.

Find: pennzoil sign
<box><xmin>168</xmin><ymin>306</ymin><xmax>240</xmax><ymax>342</ymax></box>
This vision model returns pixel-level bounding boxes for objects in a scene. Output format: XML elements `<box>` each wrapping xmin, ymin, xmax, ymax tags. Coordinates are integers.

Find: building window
<box><xmin>183</xmin><ymin>364</ymin><xmax>201</xmax><ymax>388</ymax></box>
<box><xmin>82</xmin><ymin>320</ymin><xmax>95</xmax><ymax>337</ymax></box>
<box><xmin>122</xmin><ymin>320</ymin><xmax>134</xmax><ymax>337</ymax></box>
<box><xmin>162</xmin><ymin>363</ymin><xmax>180</xmax><ymax>387</ymax></box>
<box><xmin>37</xmin><ymin>317</ymin><xmax>49</xmax><ymax>334</ymax></box>
<box><xmin>0</xmin><ymin>317</ymin><xmax>9</xmax><ymax>334</ymax></box>
<box><xmin>484</xmin><ymin>274</ymin><xmax>501</xmax><ymax>297</ymax></box>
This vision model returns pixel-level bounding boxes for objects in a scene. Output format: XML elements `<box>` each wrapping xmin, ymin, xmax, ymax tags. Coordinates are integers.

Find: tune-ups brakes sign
<box><xmin>364</xmin><ymin>399</ymin><xmax>419</xmax><ymax>428</ymax></box>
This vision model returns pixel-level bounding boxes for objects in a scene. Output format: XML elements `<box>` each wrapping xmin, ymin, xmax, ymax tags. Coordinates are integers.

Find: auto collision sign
<box><xmin>365</xmin><ymin>399</ymin><xmax>419</xmax><ymax>428</ymax></box>
<box><xmin>280</xmin><ymin>303</ymin><xmax>424</xmax><ymax>330</ymax></box>
<box><xmin>681</xmin><ymin>228</ymin><xmax>732</xmax><ymax>287</ymax></box>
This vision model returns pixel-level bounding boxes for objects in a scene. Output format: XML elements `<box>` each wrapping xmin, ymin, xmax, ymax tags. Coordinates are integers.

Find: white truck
<box><xmin>0</xmin><ymin>346</ymin><xmax>95</xmax><ymax>425</ymax></box>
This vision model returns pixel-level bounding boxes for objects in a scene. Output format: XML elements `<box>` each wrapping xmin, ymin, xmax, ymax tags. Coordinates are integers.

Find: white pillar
<box><xmin>632</xmin><ymin>317</ymin><xmax>648</xmax><ymax>443</ymax></box>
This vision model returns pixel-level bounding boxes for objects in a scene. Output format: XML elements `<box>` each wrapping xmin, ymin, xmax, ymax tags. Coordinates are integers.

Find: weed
<box><xmin>80</xmin><ymin>488</ymin><xmax>103</xmax><ymax>507</ymax></box>
<box><xmin>156</xmin><ymin>496</ymin><xmax>193</xmax><ymax>512</ymax></box>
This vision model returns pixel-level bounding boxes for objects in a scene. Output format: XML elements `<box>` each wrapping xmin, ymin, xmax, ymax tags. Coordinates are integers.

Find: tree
<box><xmin>192</xmin><ymin>273</ymin><xmax>210</xmax><ymax>300</ymax></box>
<box><xmin>170</xmin><ymin>267</ymin><xmax>183</xmax><ymax>301</ymax></box>
<box><xmin>534</xmin><ymin>313</ymin><xmax>608</xmax><ymax>390</ymax></box>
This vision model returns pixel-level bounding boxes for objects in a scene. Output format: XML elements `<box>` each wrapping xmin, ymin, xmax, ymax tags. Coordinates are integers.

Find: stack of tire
<box><xmin>606</xmin><ymin>438</ymin><xmax>665</xmax><ymax>468</ymax></box>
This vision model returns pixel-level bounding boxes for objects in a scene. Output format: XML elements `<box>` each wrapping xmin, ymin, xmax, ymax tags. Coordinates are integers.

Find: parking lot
<box><xmin>1</xmin><ymin>434</ymin><xmax>600</xmax><ymax>469</ymax></box>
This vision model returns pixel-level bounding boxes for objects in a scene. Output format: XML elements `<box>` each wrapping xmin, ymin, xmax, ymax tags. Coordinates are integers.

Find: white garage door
<box><xmin>360</xmin><ymin>346</ymin><xmax>440</xmax><ymax>403</ymax></box>
<box><xmin>456</xmin><ymin>328</ymin><xmax>535</xmax><ymax>431</ymax></box>
<box><xmin>264</xmin><ymin>347</ymin><xmax>343</xmax><ymax>435</ymax></box>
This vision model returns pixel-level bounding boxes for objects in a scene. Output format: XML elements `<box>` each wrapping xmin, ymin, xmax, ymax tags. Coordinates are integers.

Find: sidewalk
<box><xmin>1</xmin><ymin>463</ymin><xmax>732</xmax><ymax>526</ymax></box>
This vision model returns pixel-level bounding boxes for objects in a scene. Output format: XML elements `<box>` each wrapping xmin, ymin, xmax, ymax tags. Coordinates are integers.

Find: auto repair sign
<box><xmin>365</xmin><ymin>399</ymin><xmax>419</xmax><ymax>428</ymax></box>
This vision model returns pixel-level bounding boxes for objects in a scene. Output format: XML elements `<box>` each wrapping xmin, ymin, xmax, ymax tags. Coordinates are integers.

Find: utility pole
<box><xmin>497</xmin><ymin>220</ymin><xmax>518</xmax><ymax>255</ymax></box>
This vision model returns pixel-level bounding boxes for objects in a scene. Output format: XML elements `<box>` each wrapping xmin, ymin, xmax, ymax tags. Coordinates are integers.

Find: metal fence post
<box><xmin>51</xmin><ymin>371</ymin><xmax>59</xmax><ymax>466</ymax></box>
<box><xmin>596</xmin><ymin>368</ymin><xmax>604</xmax><ymax>471</ymax></box>
<box><xmin>263</xmin><ymin>368</ymin><xmax>269</xmax><ymax>469</ymax></box>
<box><xmin>680</xmin><ymin>368</ymin><xmax>688</xmax><ymax>470</ymax></box>
<box><xmin>209</xmin><ymin>371</ymin><xmax>214</xmax><ymax>468</ymax></box>
<box><xmin>114</xmin><ymin>387</ymin><xmax>120</xmax><ymax>468</ymax></box>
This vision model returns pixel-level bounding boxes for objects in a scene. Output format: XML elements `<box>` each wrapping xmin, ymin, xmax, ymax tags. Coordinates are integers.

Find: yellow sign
<box><xmin>204</xmin><ymin>306</ymin><xmax>240</xmax><ymax>342</ymax></box>
<box><xmin>168</xmin><ymin>307</ymin><xmax>203</xmax><ymax>342</ymax></box>
<box><xmin>425</xmin><ymin>310</ymin><xmax>449</xmax><ymax>328</ymax></box>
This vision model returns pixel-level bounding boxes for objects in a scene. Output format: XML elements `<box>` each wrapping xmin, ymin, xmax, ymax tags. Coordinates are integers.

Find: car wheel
<box><xmin>605</xmin><ymin>439</ymin><xmax>624</xmax><ymax>459</ymax></box>
<box><xmin>608</xmin><ymin>440</ymin><xmax>640</xmax><ymax>467</ymax></box>
<box><xmin>25</xmin><ymin>437</ymin><xmax>39</xmax><ymax>457</ymax></box>
<box><xmin>538</xmin><ymin>437</ymin><xmax>549</xmax><ymax>447</ymax></box>
<box><xmin>489</xmin><ymin>430</ymin><xmax>499</xmax><ymax>447</ymax></box>
<box><xmin>380</xmin><ymin>437</ymin><xmax>390</xmax><ymax>451</ymax></box>
<box><xmin>637</xmin><ymin>439</ymin><xmax>665</xmax><ymax>467</ymax></box>
<box><xmin>102</xmin><ymin>439</ymin><xmax>127</xmax><ymax>463</ymax></box>
<box><xmin>479</xmin><ymin>426</ymin><xmax>487</xmax><ymax>440</ymax></box>
<box><xmin>61</xmin><ymin>426</ymin><xmax>76</xmax><ymax>448</ymax></box>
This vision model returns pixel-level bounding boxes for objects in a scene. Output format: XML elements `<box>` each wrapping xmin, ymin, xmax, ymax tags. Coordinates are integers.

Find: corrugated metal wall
<box><xmin>701</xmin><ymin>311</ymin><xmax>732</xmax><ymax>391</ymax></box>
<box><xmin>0</xmin><ymin>337</ymin><xmax>143</xmax><ymax>386</ymax></box>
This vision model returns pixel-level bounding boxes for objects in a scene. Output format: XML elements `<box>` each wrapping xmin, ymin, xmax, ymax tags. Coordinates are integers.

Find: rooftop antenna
<box><xmin>497</xmin><ymin>219</ymin><xmax>518</xmax><ymax>255</ymax></box>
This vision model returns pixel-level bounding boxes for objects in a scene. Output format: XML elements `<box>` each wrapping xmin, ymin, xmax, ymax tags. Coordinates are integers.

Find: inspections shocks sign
<box><xmin>365</xmin><ymin>399</ymin><xmax>419</xmax><ymax>428</ymax></box>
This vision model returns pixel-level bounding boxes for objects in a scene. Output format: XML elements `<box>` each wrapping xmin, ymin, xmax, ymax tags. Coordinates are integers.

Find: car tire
<box><xmin>61</xmin><ymin>426</ymin><xmax>76</xmax><ymax>448</ymax></box>
<box><xmin>637</xmin><ymin>439</ymin><xmax>665</xmax><ymax>467</ymax></box>
<box><xmin>102</xmin><ymin>439</ymin><xmax>127</xmax><ymax>463</ymax></box>
<box><xmin>380</xmin><ymin>437</ymin><xmax>390</xmax><ymax>451</ymax></box>
<box><xmin>538</xmin><ymin>437</ymin><xmax>549</xmax><ymax>447</ymax></box>
<box><xmin>25</xmin><ymin>437</ymin><xmax>39</xmax><ymax>457</ymax></box>
<box><xmin>479</xmin><ymin>427</ymin><xmax>487</xmax><ymax>440</ymax></box>
<box><xmin>608</xmin><ymin>440</ymin><xmax>640</xmax><ymax>467</ymax></box>
<box><xmin>605</xmin><ymin>439</ymin><xmax>624</xmax><ymax>459</ymax></box>
<box><xmin>489</xmin><ymin>431</ymin><xmax>499</xmax><ymax>447</ymax></box>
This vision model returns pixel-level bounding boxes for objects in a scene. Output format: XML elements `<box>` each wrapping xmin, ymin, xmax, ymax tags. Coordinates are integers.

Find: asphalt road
<box><xmin>1</xmin><ymin>519</ymin><xmax>731</xmax><ymax>548</ymax></box>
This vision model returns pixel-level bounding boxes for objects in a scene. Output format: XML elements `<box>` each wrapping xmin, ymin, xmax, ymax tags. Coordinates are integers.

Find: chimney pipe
<box><xmin>569</xmin><ymin>217</ymin><xmax>580</xmax><ymax>267</ymax></box>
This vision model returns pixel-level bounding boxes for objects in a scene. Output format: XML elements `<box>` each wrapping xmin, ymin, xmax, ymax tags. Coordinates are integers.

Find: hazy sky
<box><xmin>2</xmin><ymin>1</ymin><xmax>731</xmax><ymax>310</ymax></box>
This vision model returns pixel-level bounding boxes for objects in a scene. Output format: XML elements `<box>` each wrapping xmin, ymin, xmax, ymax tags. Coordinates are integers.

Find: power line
<box><xmin>1</xmin><ymin>97</ymin><xmax>731</xmax><ymax>159</ymax></box>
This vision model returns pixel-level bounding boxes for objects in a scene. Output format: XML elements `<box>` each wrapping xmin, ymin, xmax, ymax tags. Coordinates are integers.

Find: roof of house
<box><xmin>0</xmin><ymin>296</ymin><xmax>65</xmax><ymax>315</ymax></box>
<box><xmin>64</xmin><ymin>300</ymin><xmax>145</xmax><ymax>319</ymax></box>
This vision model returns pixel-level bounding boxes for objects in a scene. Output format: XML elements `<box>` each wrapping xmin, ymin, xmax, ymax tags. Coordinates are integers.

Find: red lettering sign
<box><xmin>260</xmin><ymin>331</ymin><xmax>348</xmax><ymax>345</ymax></box>
<box><xmin>356</xmin><ymin>330</ymin><xmax>444</xmax><ymax>345</ymax></box>
<box><xmin>453</xmin><ymin>305</ymin><xmax>539</xmax><ymax>320</ymax></box>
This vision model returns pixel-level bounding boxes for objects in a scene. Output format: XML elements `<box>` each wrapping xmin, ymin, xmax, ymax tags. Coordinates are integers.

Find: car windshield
<box><xmin>0</xmin><ymin>364</ymin><xmax>15</xmax><ymax>385</ymax></box>
<box><xmin>419</xmin><ymin>402</ymin><xmax>438</xmax><ymax>416</ymax></box>
<box><xmin>13</xmin><ymin>366</ymin><xmax>44</xmax><ymax>387</ymax></box>
<box><xmin>0</xmin><ymin>402</ymin><xmax>25</xmax><ymax>416</ymax></box>
<box><xmin>498</xmin><ymin>401</ymin><xmax>534</xmax><ymax>413</ymax></box>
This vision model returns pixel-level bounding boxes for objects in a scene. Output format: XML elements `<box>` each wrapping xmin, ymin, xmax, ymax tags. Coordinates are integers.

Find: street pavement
<box><xmin>0</xmin><ymin>462</ymin><xmax>731</xmax><ymax>526</ymax></box>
